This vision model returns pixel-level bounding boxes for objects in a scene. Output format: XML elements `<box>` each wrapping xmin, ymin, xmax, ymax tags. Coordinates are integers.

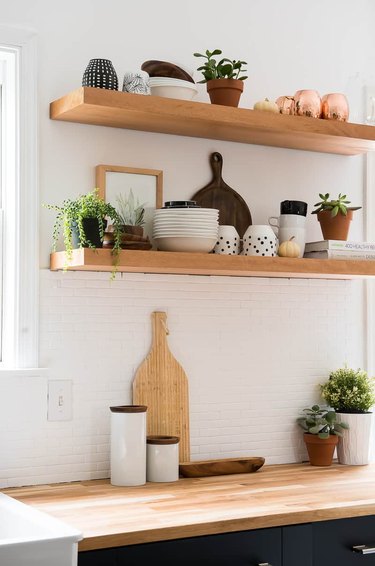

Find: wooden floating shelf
<box><xmin>50</xmin><ymin>249</ymin><xmax>375</xmax><ymax>280</ymax></box>
<box><xmin>50</xmin><ymin>87</ymin><xmax>375</xmax><ymax>155</ymax></box>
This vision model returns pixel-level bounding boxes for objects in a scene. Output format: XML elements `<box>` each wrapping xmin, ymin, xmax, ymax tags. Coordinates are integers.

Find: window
<box><xmin>0</xmin><ymin>27</ymin><xmax>38</xmax><ymax>369</ymax></box>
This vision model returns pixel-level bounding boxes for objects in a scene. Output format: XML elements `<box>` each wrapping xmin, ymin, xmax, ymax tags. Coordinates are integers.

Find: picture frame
<box><xmin>95</xmin><ymin>164</ymin><xmax>163</xmax><ymax>243</ymax></box>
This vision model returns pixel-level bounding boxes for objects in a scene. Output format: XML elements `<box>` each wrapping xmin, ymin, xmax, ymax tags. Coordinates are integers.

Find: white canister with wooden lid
<box><xmin>110</xmin><ymin>405</ymin><xmax>147</xmax><ymax>486</ymax></box>
<box><xmin>146</xmin><ymin>435</ymin><xmax>180</xmax><ymax>483</ymax></box>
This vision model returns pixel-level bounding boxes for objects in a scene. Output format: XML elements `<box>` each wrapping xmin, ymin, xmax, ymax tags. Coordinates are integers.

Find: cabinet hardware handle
<box><xmin>353</xmin><ymin>545</ymin><xmax>375</xmax><ymax>555</ymax></box>
<box><xmin>258</xmin><ymin>563</ymin><xmax>273</xmax><ymax>565</ymax></box>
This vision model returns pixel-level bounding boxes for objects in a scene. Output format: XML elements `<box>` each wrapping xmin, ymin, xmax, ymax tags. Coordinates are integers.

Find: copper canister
<box><xmin>294</xmin><ymin>89</ymin><xmax>322</xmax><ymax>118</ymax></box>
<box><xmin>275</xmin><ymin>95</ymin><xmax>294</xmax><ymax>115</ymax></box>
<box><xmin>321</xmin><ymin>93</ymin><xmax>349</xmax><ymax>121</ymax></box>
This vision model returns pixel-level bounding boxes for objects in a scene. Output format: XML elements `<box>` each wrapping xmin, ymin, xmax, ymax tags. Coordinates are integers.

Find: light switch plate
<box><xmin>48</xmin><ymin>380</ymin><xmax>73</xmax><ymax>421</ymax></box>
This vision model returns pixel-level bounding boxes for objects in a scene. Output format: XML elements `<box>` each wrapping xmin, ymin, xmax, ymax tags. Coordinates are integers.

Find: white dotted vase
<box><xmin>213</xmin><ymin>225</ymin><xmax>240</xmax><ymax>255</ymax></box>
<box><xmin>243</xmin><ymin>225</ymin><xmax>278</xmax><ymax>256</ymax></box>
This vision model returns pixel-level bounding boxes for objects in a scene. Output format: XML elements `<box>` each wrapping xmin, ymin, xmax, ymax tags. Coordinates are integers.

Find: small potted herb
<box><xmin>321</xmin><ymin>367</ymin><xmax>375</xmax><ymax>465</ymax></box>
<box><xmin>297</xmin><ymin>405</ymin><xmax>348</xmax><ymax>466</ymax></box>
<box><xmin>311</xmin><ymin>193</ymin><xmax>361</xmax><ymax>241</ymax></box>
<box><xmin>194</xmin><ymin>49</ymin><xmax>248</xmax><ymax>107</ymax></box>
<box><xmin>44</xmin><ymin>188</ymin><xmax>122</xmax><ymax>267</ymax></box>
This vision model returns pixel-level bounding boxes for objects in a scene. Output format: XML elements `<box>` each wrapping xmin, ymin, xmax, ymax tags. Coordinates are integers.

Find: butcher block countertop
<box><xmin>4</xmin><ymin>463</ymin><xmax>375</xmax><ymax>552</ymax></box>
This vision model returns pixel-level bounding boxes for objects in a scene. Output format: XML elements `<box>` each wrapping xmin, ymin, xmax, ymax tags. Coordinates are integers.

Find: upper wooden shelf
<box><xmin>50</xmin><ymin>87</ymin><xmax>375</xmax><ymax>156</ymax></box>
<box><xmin>50</xmin><ymin>249</ymin><xmax>375</xmax><ymax>280</ymax></box>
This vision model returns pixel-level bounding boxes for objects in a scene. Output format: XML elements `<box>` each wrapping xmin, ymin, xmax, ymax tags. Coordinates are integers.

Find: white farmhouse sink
<box><xmin>0</xmin><ymin>493</ymin><xmax>82</xmax><ymax>566</ymax></box>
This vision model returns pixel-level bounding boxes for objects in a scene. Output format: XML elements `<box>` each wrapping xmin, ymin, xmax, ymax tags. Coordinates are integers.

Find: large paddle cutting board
<box><xmin>191</xmin><ymin>152</ymin><xmax>252</xmax><ymax>238</ymax></box>
<box><xmin>133</xmin><ymin>312</ymin><xmax>190</xmax><ymax>463</ymax></box>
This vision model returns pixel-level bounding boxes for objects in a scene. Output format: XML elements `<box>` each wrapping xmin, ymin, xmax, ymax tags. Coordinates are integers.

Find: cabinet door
<box><xmin>283</xmin><ymin>523</ymin><xmax>313</xmax><ymax>566</ymax></box>
<box><xmin>116</xmin><ymin>528</ymin><xmax>282</xmax><ymax>566</ymax></box>
<box><xmin>313</xmin><ymin>515</ymin><xmax>375</xmax><ymax>565</ymax></box>
<box><xmin>78</xmin><ymin>548</ymin><xmax>116</xmax><ymax>566</ymax></box>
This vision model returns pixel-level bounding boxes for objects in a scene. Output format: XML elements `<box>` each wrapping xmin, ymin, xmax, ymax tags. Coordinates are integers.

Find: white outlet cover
<box><xmin>47</xmin><ymin>380</ymin><xmax>73</xmax><ymax>421</ymax></box>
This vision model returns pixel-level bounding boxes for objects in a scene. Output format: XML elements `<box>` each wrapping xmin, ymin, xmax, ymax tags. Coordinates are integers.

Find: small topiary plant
<box><xmin>320</xmin><ymin>366</ymin><xmax>375</xmax><ymax>413</ymax></box>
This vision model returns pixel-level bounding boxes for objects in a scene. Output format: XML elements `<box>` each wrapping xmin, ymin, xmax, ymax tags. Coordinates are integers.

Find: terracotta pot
<box><xmin>275</xmin><ymin>95</ymin><xmax>294</xmax><ymax>115</ymax></box>
<box><xmin>206</xmin><ymin>79</ymin><xmax>244</xmax><ymax>107</ymax></box>
<box><xmin>317</xmin><ymin>209</ymin><xmax>353</xmax><ymax>241</ymax></box>
<box><xmin>294</xmin><ymin>90</ymin><xmax>322</xmax><ymax>118</ymax></box>
<box><xmin>321</xmin><ymin>93</ymin><xmax>349</xmax><ymax>121</ymax></box>
<box><xmin>304</xmin><ymin>433</ymin><xmax>338</xmax><ymax>466</ymax></box>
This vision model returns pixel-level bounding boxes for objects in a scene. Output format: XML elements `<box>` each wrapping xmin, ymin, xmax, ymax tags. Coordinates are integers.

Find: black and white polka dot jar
<box><xmin>82</xmin><ymin>59</ymin><xmax>118</xmax><ymax>91</ymax></box>
<box><xmin>213</xmin><ymin>225</ymin><xmax>240</xmax><ymax>255</ymax></box>
<box><xmin>243</xmin><ymin>225</ymin><xmax>278</xmax><ymax>257</ymax></box>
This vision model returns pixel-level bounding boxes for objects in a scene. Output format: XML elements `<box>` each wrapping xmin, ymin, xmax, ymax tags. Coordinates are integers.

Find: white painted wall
<box><xmin>0</xmin><ymin>0</ymin><xmax>374</xmax><ymax>486</ymax></box>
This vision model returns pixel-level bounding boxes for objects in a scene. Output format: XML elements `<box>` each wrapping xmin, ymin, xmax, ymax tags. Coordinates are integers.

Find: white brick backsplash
<box><xmin>0</xmin><ymin>270</ymin><xmax>366</xmax><ymax>487</ymax></box>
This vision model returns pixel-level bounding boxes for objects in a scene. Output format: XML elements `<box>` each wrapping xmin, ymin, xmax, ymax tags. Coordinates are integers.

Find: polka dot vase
<box><xmin>82</xmin><ymin>59</ymin><xmax>118</xmax><ymax>91</ymax></box>
<box><xmin>243</xmin><ymin>225</ymin><xmax>278</xmax><ymax>257</ymax></box>
<box><xmin>213</xmin><ymin>225</ymin><xmax>240</xmax><ymax>255</ymax></box>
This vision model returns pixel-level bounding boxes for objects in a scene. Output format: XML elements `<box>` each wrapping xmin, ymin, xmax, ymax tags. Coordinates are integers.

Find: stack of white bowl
<box><xmin>153</xmin><ymin>207</ymin><xmax>219</xmax><ymax>252</ymax></box>
<box><xmin>149</xmin><ymin>77</ymin><xmax>198</xmax><ymax>101</ymax></box>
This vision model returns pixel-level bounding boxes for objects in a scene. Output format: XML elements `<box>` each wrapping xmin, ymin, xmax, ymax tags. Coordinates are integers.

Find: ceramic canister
<box><xmin>213</xmin><ymin>225</ymin><xmax>240</xmax><ymax>255</ymax></box>
<box><xmin>243</xmin><ymin>225</ymin><xmax>278</xmax><ymax>256</ymax></box>
<box><xmin>146</xmin><ymin>435</ymin><xmax>180</xmax><ymax>483</ymax></box>
<box><xmin>110</xmin><ymin>405</ymin><xmax>147</xmax><ymax>486</ymax></box>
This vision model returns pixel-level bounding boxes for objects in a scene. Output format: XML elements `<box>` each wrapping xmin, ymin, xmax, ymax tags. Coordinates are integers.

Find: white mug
<box><xmin>269</xmin><ymin>214</ymin><xmax>306</xmax><ymax>229</ymax></box>
<box><xmin>278</xmin><ymin>227</ymin><xmax>306</xmax><ymax>257</ymax></box>
<box><xmin>268</xmin><ymin>215</ymin><xmax>306</xmax><ymax>258</ymax></box>
<box><xmin>243</xmin><ymin>225</ymin><xmax>278</xmax><ymax>256</ymax></box>
<box><xmin>213</xmin><ymin>225</ymin><xmax>240</xmax><ymax>255</ymax></box>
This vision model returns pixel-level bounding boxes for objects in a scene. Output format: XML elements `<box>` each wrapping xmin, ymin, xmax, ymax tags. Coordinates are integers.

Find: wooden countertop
<box><xmin>4</xmin><ymin>463</ymin><xmax>375</xmax><ymax>552</ymax></box>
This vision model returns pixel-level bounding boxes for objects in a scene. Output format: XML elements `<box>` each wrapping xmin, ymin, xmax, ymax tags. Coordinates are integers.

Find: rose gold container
<box><xmin>275</xmin><ymin>95</ymin><xmax>294</xmax><ymax>115</ymax></box>
<box><xmin>294</xmin><ymin>89</ymin><xmax>322</xmax><ymax>118</ymax></box>
<box><xmin>321</xmin><ymin>93</ymin><xmax>349</xmax><ymax>121</ymax></box>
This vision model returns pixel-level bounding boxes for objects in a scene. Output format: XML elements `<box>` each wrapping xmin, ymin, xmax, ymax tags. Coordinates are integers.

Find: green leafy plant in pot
<box><xmin>321</xmin><ymin>367</ymin><xmax>375</xmax><ymax>465</ymax></box>
<box><xmin>194</xmin><ymin>49</ymin><xmax>248</xmax><ymax>107</ymax></box>
<box><xmin>311</xmin><ymin>193</ymin><xmax>361</xmax><ymax>241</ymax></box>
<box><xmin>115</xmin><ymin>189</ymin><xmax>146</xmax><ymax>237</ymax></box>
<box><xmin>297</xmin><ymin>405</ymin><xmax>348</xmax><ymax>466</ymax></box>
<box><xmin>44</xmin><ymin>188</ymin><xmax>122</xmax><ymax>275</ymax></box>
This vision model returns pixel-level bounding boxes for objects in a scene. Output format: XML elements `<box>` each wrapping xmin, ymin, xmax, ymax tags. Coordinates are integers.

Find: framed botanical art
<box><xmin>95</xmin><ymin>164</ymin><xmax>163</xmax><ymax>243</ymax></box>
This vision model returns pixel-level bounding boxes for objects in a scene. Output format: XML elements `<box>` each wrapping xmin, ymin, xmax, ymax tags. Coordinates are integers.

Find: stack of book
<box><xmin>304</xmin><ymin>240</ymin><xmax>375</xmax><ymax>260</ymax></box>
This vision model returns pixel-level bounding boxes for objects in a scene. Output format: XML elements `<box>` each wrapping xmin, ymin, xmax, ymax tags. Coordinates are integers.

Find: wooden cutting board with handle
<box><xmin>133</xmin><ymin>312</ymin><xmax>190</xmax><ymax>463</ymax></box>
<box><xmin>191</xmin><ymin>152</ymin><xmax>252</xmax><ymax>238</ymax></box>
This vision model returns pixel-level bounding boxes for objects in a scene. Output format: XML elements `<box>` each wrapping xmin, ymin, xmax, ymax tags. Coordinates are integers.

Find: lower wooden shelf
<box><xmin>50</xmin><ymin>249</ymin><xmax>375</xmax><ymax>279</ymax></box>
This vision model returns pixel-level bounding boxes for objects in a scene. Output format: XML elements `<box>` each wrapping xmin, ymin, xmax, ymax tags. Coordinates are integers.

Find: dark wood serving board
<box><xmin>191</xmin><ymin>152</ymin><xmax>252</xmax><ymax>238</ymax></box>
<box><xmin>179</xmin><ymin>457</ymin><xmax>265</xmax><ymax>478</ymax></box>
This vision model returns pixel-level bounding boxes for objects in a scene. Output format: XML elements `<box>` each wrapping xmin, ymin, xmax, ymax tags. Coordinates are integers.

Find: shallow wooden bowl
<box><xmin>179</xmin><ymin>457</ymin><xmax>265</xmax><ymax>478</ymax></box>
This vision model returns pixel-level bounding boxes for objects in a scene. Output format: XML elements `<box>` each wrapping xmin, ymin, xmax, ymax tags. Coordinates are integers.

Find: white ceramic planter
<box><xmin>213</xmin><ymin>225</ymin><xmax>240</xmax><ymax>255</ymax></box>
<box><xmin>110</xmin><ymin>405</ymin><xmax>147</xmax><ymax>486</ymax></box>
<box><xmin>146</xmin><ymin>435</ymin><xmax>179</xmax><ymax>482</ymax></box>
<box><xmin>243</xmin><ymin>225</ymin><xmax>278</xmax><ymax>256</ymax></box>
<box><xmin>336</xmin><ymin>412</ymin><xmax>373</xmax><ymax>465</ymax></box>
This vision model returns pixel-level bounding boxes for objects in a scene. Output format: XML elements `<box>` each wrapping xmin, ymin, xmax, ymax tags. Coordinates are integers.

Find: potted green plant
<box><xmin>311</xmin><ymin>193</ymin><xmax>361</xmax><ymax>241</ymax></box>
<box><xmin>194</xmin><ymin>49</ymin><xmax>248</xmax><ymax>107</ymax></box>
<box><xmin>44</xmin><ymin>188</ymin><xmax>122</xmax><ymax>265</ymax></box>
<box><xmin>321</xmin><ymin>367</ymin><xmax>375</xmax><ymax>465</ymax></box>
<box><xmin>115</xmin><ymin>189</ymin><xmax>146</xmax><ymax>237</ymax></box>
<box><xmin>297</xmin><ymin>405</ymin><xmax>348</xmax><ymax>466</ymax></box>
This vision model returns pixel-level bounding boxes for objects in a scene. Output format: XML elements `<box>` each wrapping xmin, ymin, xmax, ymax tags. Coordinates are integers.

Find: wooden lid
<box><xmin>110</xmin><ymin>405</ymin><xmax>147</xmax><ymax>413</ymax></box>
<box><xmin>147</xmin><ymin>435</ymin><xmax>179</xmax><ymax>445</ymax></box>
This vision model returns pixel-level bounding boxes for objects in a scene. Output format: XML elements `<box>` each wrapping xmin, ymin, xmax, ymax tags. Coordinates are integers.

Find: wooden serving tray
<box><xmin>179</xmin><ymin>457</ymin><xmax>265</xmax><ymax>478</ymax></box>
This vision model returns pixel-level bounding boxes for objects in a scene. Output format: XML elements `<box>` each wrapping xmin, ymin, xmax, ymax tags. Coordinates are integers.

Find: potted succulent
<box><xmin>297</xmin><ymin>405</ymin><xmax>348</xmax><ymax>466</ymax></box>
<box><xmin>44</xmin><ymin>188</ymin><xmax>122</xmax><ymax>266</ymax></box>
<box><xmin>115</xmin><ymin>189</ymin><xmax>146</xmax><ymax>237</ymax></box>
<box><xmin>194</xmin><ymin>49</ymin><xmax>248</xmax><ymax>107</ymax></box>
<box><xmin>321</xmin><ymin>367</ymin><xmax>375</xmax><ymax>465</ymax></box>
<box><xmin>311</xmin><ymin>193</ymin><xmax>361</xmax><ymax>241</ymax></box>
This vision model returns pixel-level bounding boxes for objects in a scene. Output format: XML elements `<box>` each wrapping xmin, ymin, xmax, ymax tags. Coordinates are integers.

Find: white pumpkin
<box><xmin>253</xmin><ymin>98</ymin><xmax>279</xmax><ymax>113</ymax></box>
<box><xmin>278</xmin><ymin>237</ymin><xmax>300</xmax><ymax>258</ymax></box>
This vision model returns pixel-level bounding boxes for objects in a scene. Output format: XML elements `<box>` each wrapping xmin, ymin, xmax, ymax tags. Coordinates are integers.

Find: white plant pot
<box><xmin>336</xmin><ymin>412</ymin><xmax>373</xmax><ymax>465</ymax></box>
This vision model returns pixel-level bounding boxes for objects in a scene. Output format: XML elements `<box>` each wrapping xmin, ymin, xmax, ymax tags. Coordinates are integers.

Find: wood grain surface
<box><xmin>191</xmin><ymin>152</ymin><xmax>252</xmax><ymax>238</ymax></box>
<box><xmin>49</xmin><ymin>87</ymin><xmax>375</xmax><ymax>156</ymax></box>
<box><xmin>179</xmin><ymin>457</ymin><xmax>265</xmax><ymax>477</ymax></box>
<box><xmin>5</xmin><ymin>464</ymin><xmax>375</xmax><ymax>552</ymax></box>
<box><xmin>133</xmin><ymin>312</ymin><xmax>190</xmax><ymax>462</ymax></box>
<box><xmin>49</xmin><ymin>248</ymin><xmax>375</xmax><ymax>280</ymax></box>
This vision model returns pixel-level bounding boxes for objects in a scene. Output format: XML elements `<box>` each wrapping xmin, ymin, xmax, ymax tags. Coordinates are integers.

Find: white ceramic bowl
<box><xmin>154</xmin><ymin>236</ymin><xmax>217</xmax><ymax>252</ymax></box>
<box><xmin>155</xmin><ymin>208</ymin><xmax>219</xmax><ymax>215</ymax></box>
<box><xmin>149</xmin><ymin>78</ymin><xmax>198</xmax><ymax>101</ymax></box>
<box><xmin>153</xmin><ymin>220</ymin><xmax>219</xmax><ymax>227</ymax></box>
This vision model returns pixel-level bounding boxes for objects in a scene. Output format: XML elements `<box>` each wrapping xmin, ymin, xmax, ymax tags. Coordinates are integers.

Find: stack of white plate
<box><xmin>153</xmin><ymin>208</ymin><xmax>219</xmax><ymax>252</ymax></box>
<box><xmin>149</xmin><ymin>77</ymin><xmax>198</xmax><ymax>100</ymax></box>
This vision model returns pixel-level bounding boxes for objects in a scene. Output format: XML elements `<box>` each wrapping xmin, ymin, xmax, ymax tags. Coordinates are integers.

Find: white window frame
<box><xmin>0</xmin><ymin>26</ymin><xmax>38</xmax><ymax>369</ymax></box>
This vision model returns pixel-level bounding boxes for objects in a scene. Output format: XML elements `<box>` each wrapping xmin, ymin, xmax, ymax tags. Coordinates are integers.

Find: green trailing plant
<box><xmin>321</xmin><ymin>366</ymin><xmax>375</xmax><ymax>413</ymax></box>
<box><xmin>297</xmin><ymin>405</ymin><xmax>348</xmax><ymax>439</ymax></box>
<box><xmin>194</xmin><ymin>49</ymin><xmax>248</xmax><ymax>83</ymax></box>
<box><xmin>44</xmin><ymin>189</ymin><xmax>122</xmax><ymax>278</ymax></box>
<box><xmin>115</xmin><ymin>189</ymin><xmax>146</xmax><ymax>227</ymax></box>
<box><xmin>311</xmin><ymin>193</ymin><xmax>361</xmax><ymax>217</ymax></box>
